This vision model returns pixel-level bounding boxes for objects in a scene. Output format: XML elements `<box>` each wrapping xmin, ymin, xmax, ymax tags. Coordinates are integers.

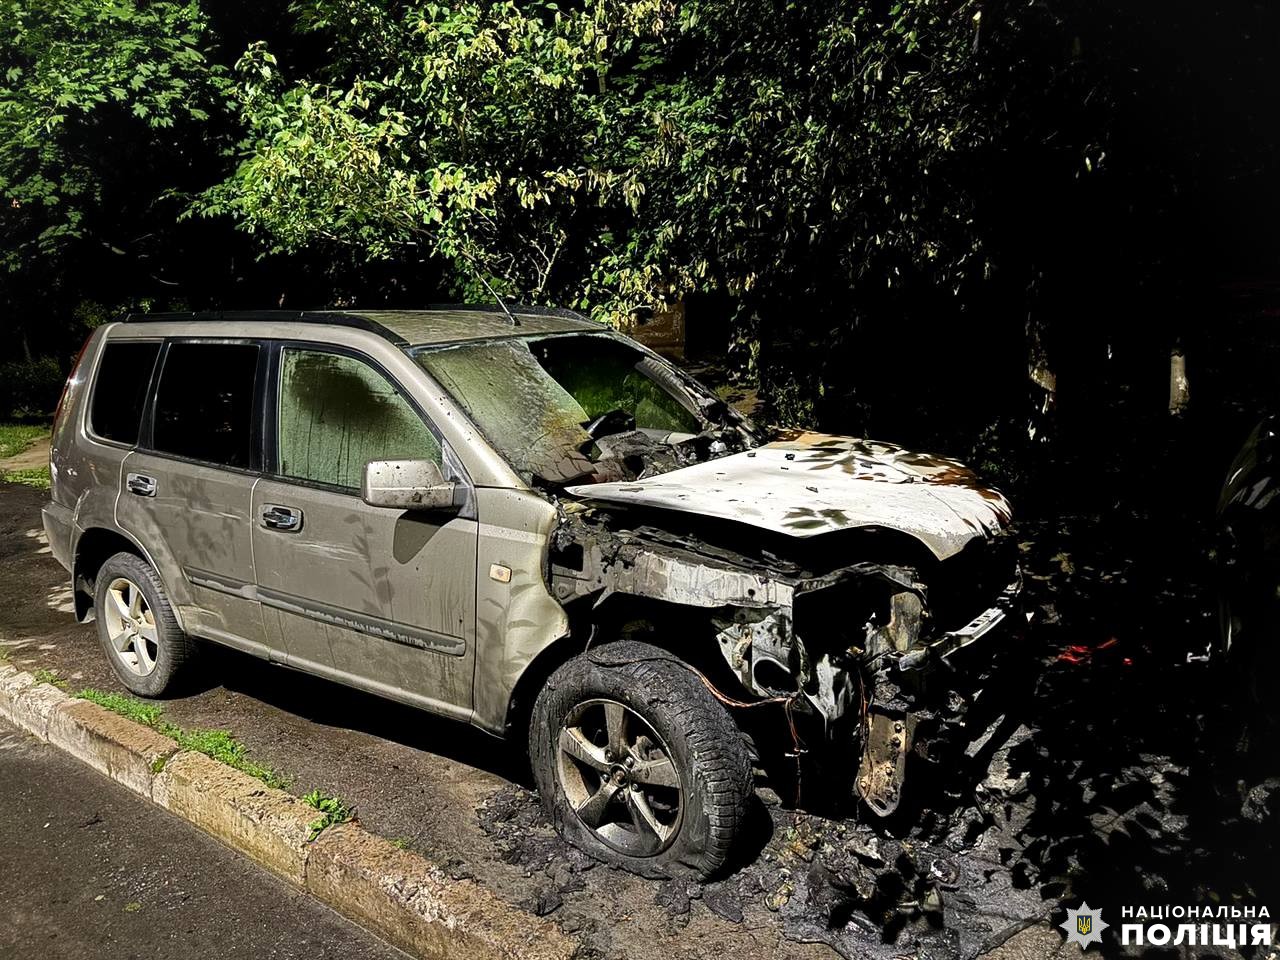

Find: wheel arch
<box><xmin>503</xmin><ymin>592</ymin><xmax>747</xmax><ymax>740</ymax></box>
<box><xmin>71</xmin><ymin>526</ymin><xmax>187</xmax><ymax>631</ymax></box>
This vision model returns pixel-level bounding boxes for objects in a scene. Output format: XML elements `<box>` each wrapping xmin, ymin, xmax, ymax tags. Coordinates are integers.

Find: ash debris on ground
<box><xmin>477</xmin><ymin>731</ymin><xmax>1053</xmax><ymax>960</ymax></box>
<box><xmin>479</xmin><ymin>514</ymin><xmax>1279</xmax><ymax>960</ymax></box>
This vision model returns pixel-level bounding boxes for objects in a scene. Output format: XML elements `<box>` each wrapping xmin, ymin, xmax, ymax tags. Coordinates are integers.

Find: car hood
<box><xmin>565</xmin><ymin>431</ymin><xmax>1012</xmax><ymax>561</ymax></box>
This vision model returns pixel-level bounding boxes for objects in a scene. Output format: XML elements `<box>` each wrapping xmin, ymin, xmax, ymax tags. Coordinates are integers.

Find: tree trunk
<box><xmin>1026</xmin><ymin>310</ymin><xmax>1057</xmax><ymax>442</ymax></box>
<box><xmin>1169</xmin><ymin>345</ymin><xmax>1190</xmax><ymax>416</ymax></box>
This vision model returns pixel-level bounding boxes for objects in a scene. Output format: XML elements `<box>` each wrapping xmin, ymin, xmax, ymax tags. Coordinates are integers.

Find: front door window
<box><xmin>277</xmin><ymin>348</ymin><xmax>441</xmax><ymax>488</ymax></box>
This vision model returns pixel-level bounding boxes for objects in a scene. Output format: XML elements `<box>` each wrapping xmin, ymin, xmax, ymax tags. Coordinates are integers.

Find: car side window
<box><xmin>277</xmin><ymin>348</ymin><xmax>442</xmax><ymax>490</ymax></box>
<box><xmin>91</xmin><ymin>341</ymin><xmax>161</xmax><ymax>444</ymax></box>
<box><xmin>152</xmin><ymin>342</ymin><xmax>260</xmax><ymax>469</ymax></box>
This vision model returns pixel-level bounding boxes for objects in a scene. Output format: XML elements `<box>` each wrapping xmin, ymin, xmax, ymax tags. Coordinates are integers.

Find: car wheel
<box><xmin>94</xmin><ymin>551</ymin><xmax>197</xmax><ymax>697</ymax></box>
<box><xmin>529</xmin><ymin>640</ymin><xmax>753</xmax><ymax>880</ymax></box>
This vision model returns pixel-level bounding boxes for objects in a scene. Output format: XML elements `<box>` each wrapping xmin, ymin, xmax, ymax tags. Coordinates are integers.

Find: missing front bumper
<box><xmin>897</xmin><ymin>580</ymin><xmax>1025</xmax><ymax>672</ymax></box>
<box><xmin>855</xmin><ymin>578</ymin><xmax>1027</xmax><ymax>816</ymax></box>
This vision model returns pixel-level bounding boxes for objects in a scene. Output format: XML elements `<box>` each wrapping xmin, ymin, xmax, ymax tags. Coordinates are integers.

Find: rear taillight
<box><xmin>52</xmin><ymin>332</ymin><xmax>93</xmax><ymax>433</ymax></box>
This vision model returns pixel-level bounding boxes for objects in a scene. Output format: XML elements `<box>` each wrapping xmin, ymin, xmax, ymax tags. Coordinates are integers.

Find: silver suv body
<box><xmin>44</xmin><ymin>307</ymin><xmax>1021</xmax><ymax>877</ymax></box>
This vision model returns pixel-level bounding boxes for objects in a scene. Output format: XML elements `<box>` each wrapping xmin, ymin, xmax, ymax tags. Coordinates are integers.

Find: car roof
<box><xmin>122</xmin><ymin>305</ymin><xmax>604</xmax><ymax>348</ymax></box>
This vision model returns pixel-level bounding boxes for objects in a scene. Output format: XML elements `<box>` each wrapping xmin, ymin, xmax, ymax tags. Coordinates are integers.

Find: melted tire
<box><xmin>529</xmin><ymin>641</ymin><xmax>753</xmax><ymax>880</ymax></box>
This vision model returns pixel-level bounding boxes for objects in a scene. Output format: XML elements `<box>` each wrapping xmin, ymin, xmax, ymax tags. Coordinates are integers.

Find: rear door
<box><xmin>116</xmin><ymin>339</ymin><xmax>271</xmax><ymax>658</ymax></box>
<box><xmin>250</xmin><ymin>344</ymin><xmax>478</xmax><ymax>721</ymax></box>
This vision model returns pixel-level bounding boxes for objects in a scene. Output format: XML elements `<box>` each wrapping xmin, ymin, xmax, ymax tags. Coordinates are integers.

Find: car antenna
<box><xmin>460</xmin><ymin>249</ymin><xmax>520</xmax><ymax>327</ymax></box>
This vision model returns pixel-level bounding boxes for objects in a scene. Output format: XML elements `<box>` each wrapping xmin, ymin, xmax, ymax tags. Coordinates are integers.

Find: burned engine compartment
<box><xmin>548</xmin><ymin>502</ymin><xmax>1023</xmax><ymax>816</ymax></box>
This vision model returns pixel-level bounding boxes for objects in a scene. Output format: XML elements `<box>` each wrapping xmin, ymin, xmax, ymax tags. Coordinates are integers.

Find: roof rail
<box><xmin>120</xmin><ymin>310</ymin><xmax>409</xmax><ymax>346</ymax></box>
<box><xmin>422</xmin><ymin>302</ymin><xmax>595</xmax><ymax>324</ymax></box>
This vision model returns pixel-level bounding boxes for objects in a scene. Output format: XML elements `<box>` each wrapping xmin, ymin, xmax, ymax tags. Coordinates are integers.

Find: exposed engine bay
<box><xmin>547</xmin><ymin>495</ymin><xmax>1023</xmax><ymax>816</ymax></box>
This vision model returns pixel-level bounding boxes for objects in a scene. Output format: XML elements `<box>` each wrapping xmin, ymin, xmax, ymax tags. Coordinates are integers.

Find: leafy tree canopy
<box><xmin>3</xmin><ymin>0</ymin><xmax>1278</xmax><ymax>440</ymax></box>
<box><xmin>199</xmin><ymin>0</ymin><xmax>1095</xmax><ymax>331</ymax></box>
<box><xmin>0</xmin><ymin>0</ymin><xmax>228</xmax><ymax>272</ymax></box>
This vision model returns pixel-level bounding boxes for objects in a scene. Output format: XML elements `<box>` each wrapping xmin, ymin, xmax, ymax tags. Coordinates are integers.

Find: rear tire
<box><xmin>93</xmin><ymin>552</ymin><xmax>197</xmax><ymax>697</ymax></box>
<box><xmin>529</xmin><ymin>641</ymin><xmax>753</xmax><ymax>880</ymax></box>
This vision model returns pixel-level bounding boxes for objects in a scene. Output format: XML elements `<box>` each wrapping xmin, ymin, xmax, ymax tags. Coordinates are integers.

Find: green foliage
<box><xmin>75</xmin><ymin>687</ymin><xmax>286</xmax><ymax>788</ymax></box>
<box><xmin>0</xmin><ymin>422</ymin><xmax>46</xmax><ymax>459</ymax></box>
<box><xmin>0</xmin><ymin>0</ymin><xmax>230</xmax><ymax>271</ymax></box>
<box><xmin>77</xmin><ymin>687</ymin><xmax>166</xmax><ymax>726</ymax></box>
<box><xmin>198</xmin><ymin>1</ymin><xmax>673</xmax><ymax>313</ymax></box>
<box><xmin>2</xmin><ymin>465</ymin><xmax>50</xmax><ymax>488</ymax></box>
<box><xmin>166</xmin><ymin>725</ymin><xmax>287</xmax><ymax>788</ymax></box>
<box><xmin>1</xmin><ymin>0</ymin><xmax>1254</xmax><ymax>445</ymax></box>
<box><xmin>192</xmin><ymin>0</ymin><xmax>1100</xmax><ymax>425</ymax></box>
<box><xmin>302</xmin><ymin>789</ymin><xmax>354</xmax><ymax>840</ymax></box>
<box><xmin>238</xmin><ymin>0</ymin><xmax>1056</xmax><ymax>319</ymax></box>
<box><xmin>32</xmin><ymin>666</ymin><xmax>64</xmax><ymax>688</ymax></box>
<box><xmin>0</xmin><ymin>359</ymin><xmax>62</xmax><ymax>418</ymax></box>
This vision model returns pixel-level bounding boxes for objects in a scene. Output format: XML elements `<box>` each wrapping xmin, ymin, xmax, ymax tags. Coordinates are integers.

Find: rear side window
<box><xmin>152</xmin><ymin>342</ymin><xmax>260</xmax><ymax>469</ymax></box>
<box><xmin>90</xmin><ymin>341</ymin><xmax>161</xmax><ymax>444</ymax></box>
<box><xmin>277</xmin><ymin>348</ymin><xmax>441</xmax><ymax>490</ymax></box>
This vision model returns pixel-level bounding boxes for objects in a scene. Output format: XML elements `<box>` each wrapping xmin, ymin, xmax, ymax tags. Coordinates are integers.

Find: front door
<box><xmin>116</xmin><ymin>340</ymin><xmax>269</xmax><ymax>657</ymax></box>
<box><xmin>251</xmin><ymin>345</ymin><xmax>478</xmax><ymax>721</ymax></box>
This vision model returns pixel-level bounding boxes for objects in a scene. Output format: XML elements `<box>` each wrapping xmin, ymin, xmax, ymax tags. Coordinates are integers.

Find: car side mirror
<box><xmin>361</xmin><ymin>459</ymin><xmax>463</xmax><ymax>512</ymax></box>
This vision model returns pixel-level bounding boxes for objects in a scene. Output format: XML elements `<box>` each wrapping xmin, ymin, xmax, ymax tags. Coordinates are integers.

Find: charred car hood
<box><xmin>565</xmin><ymin>432</ymin><xmax>1012</xmax><ymax>561</ymax></box>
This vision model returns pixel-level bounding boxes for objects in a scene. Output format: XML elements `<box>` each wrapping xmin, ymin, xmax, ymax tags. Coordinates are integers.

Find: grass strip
<box><xmin>76</xmin><ymin>687</ymin><xmax>287</xmax><ymax>789</ymax></box>
<box><xmin>2</xmin><ymin>466</ymin><xmax>51</xmax><ymax>490</ymax></box>
<box><xmin>0</xmin><ymin>423</ymin><xmax>46</xmax><ymax>460</ymax></box>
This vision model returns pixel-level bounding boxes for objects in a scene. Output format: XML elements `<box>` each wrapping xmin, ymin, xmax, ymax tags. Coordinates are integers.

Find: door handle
<box><xmin>126</xmin><ymin>473</ymin><xmax>156</xmax><ymax>497</ymax></box>
<box><xmin>261</xmin><ymin>504</ymin><xmax>302</xmax><ymax>532</ymax></box>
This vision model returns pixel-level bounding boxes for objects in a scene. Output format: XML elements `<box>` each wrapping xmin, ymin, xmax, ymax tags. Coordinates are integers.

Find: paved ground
<box><xmin>0</xmin><ymin>481</ymin><xmax>830</xmax><ymax>960</ymax></box>
<box><xmin>0</xmin><ymin>717</ymin><xmax>406</xmax><ymax>960</ymax></box>
<box><xmin>6</xmin><ymin>479</ymin><xmax>1265</xmax><ymax>960</ymax></box>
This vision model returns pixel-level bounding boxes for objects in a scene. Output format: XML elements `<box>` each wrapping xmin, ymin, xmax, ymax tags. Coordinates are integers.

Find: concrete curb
<box><xmin>0</xmin><ymin>666</ymin><xmax>577</xmax><ymax>960</ymax></box>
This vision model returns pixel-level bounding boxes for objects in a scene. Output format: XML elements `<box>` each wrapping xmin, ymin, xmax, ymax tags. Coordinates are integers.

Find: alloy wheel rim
<box><xmin>103</xmin><ymin>577</ymin><xmax>158</xmax><ymax>677</ymax></box>
<box><xmin>556</xmin><ymin>698</ymin><xmax>683</xmax><ymax>857</ymax></box>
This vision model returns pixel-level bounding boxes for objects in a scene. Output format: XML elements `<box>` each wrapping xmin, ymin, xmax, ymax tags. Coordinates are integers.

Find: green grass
<box><xmin>33</xmin><ymin>667</ymin><xmax>67</xmax><ymax>689</ymax></box>
<box><xmin>77</xmin><ymin>688</ymin><xmax>164</xmax><ymax>726</ymax></box>
<box><xmin>166</xmin><ymin>727</ymin><xmax>285</xmax><ymax>788</ymax></box>
<box><xmin>0</xmin><ymin>423</ymin><xmax>46</xmax><ymax>460</ymax></box>
<box><xmin>75</xmin><ymin>687</ymin><xmax>286</xmax><ymax>789</ymax></box>
<box><xmin>2</xmin><ymin>466</ymin><xmax>51</xmax><ymax>489</ymax></box>
<box><xmin>75</xmin><ymin>688</ymin><xmax>364</xmax><ymax>843</ymax></box>
<box><xmin>302</xmin><ymin>789</ymin><xmax>355</xmax><ymax>841</ymax></box>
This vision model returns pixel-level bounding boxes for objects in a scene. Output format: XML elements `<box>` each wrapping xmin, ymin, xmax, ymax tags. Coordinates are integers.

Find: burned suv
<box><xmin>44</xmin><ymin>307</ymin><xmax>1020</xmax><ymax>878</ymax></box>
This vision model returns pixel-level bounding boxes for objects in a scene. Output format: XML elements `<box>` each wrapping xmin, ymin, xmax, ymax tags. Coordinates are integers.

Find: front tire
<box><xmin>529</xmin><ymin>641</ymin><xmax>753</xmax><ymax>880</ymax></box>
<box><xmin>93</xmin><ymin>552</ymin><xmax>197</xmax><ymax>697</ymax></box>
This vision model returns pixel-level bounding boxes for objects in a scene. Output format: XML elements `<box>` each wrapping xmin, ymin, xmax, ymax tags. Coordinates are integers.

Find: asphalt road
<box><xmin>0</xmin><ymin>717</ymin><xmax>405</xmax><ymax>960</ymax></box>
<box><xmin>0</xmin><ymin>481</ymin><xmax>828</xmax><ymax>960</ymax></box>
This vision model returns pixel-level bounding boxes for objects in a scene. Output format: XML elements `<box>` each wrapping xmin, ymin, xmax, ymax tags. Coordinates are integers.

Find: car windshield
<box><xmin>414</xmin><ymin>333</ymin><xmax>735</xmax><ymax>486</ymax></box>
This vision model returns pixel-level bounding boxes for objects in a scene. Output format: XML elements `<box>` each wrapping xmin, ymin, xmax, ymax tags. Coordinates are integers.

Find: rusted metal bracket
<box><xmin>855</xmin><ymin>711</ymin><xmax>916</xmax><ymax>817</ymax></box>
<box><xmin>897</xmin><ymin>578</ymin><xmax>1023</xmax><ymax>671</ymax></box>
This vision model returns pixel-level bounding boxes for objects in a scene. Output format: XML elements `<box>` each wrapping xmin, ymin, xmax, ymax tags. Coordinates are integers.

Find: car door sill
<box><xmin>280</xmin><ymin>654</ymin><xmax>477</xmax><ymax>726</ymax></box>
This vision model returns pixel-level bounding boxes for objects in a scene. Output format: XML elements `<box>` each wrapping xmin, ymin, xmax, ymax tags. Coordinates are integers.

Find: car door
<box><xmin>251</xmin><ymin>344</ymin><xmax>478</xmax><ymax>721</ymax></box>
<box><xmin>116</xmin><ymin>339</ymin><xmax>271</xmax><ymax>658</ymax></box>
